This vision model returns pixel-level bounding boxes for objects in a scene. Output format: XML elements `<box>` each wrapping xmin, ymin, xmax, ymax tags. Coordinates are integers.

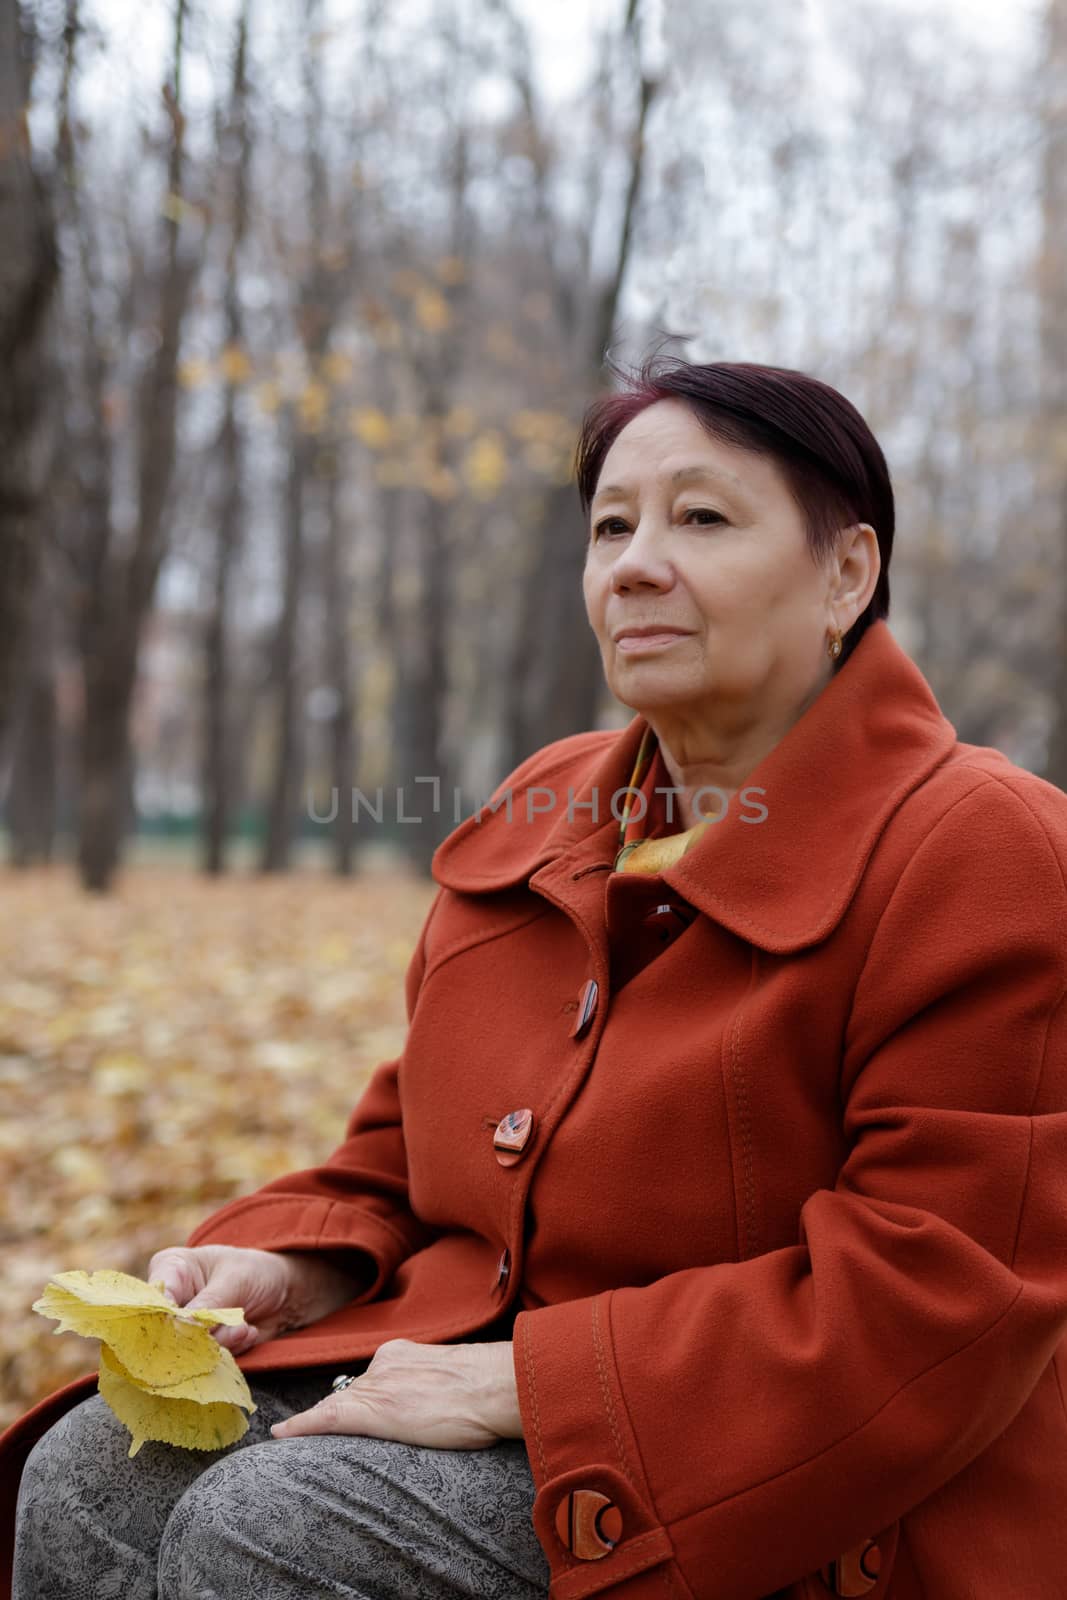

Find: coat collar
<box><xmin>432</xmin><ymin>621</ymin><xmax>959</xmax><ymax>952</ymax></box>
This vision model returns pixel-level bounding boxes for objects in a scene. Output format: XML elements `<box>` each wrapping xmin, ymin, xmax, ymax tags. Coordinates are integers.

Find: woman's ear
<box><xmin>833</xmin><ymin>522</ymin><xmax>880</xmax><ymax>626</ymax></box>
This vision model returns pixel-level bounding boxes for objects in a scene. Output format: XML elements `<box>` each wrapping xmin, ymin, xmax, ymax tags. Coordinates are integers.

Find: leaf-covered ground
<box><xmin>0</xmin><ymin>865</ymin><xmax>435</xmax><ymax>1431</ymax></box>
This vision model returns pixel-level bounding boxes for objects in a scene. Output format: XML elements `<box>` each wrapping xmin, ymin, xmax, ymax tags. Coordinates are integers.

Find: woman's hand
<box><xmin>146</xmin><ymin>1244</ymin><xmax>362</xmax><ymax>1357</ymax></box>
<box><xmin>270</xmin><ymin>1338</ymin><xmax>524</xmax><ymax>1450</ymax></box>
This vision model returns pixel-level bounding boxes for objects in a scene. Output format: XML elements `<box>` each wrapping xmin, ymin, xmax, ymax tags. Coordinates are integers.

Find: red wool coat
<box><xmin>5</xmin><ymin>617</ymin><xmax>1067</xmax><ymax>1600</ymax></box>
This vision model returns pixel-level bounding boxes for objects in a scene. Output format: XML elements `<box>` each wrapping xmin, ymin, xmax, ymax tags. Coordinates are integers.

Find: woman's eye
<box><xmin>591</xmin><ymin>509</ymin><xmax>724</xmax><ymax>539</ymax></box>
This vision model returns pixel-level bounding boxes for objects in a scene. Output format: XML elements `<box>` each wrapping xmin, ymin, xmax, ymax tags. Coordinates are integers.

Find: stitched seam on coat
<box><xmin>846</xmin><ymin>777</ymin><xmax>1001</xmax><ymax>1035</ymax></box>
<box><xmin>848</xmin><ymin>775</ymin><xmax>1067</xmax><ymax>1043</ymax></box>
<box><xmin>953</xmin><ymin>765</ymin><xmax>1067</xmax><ymax>903</ymax></box>
<box><xmin>603</xmin><ymin>1291</ymin><xmax>689</xmax><ymax>1588</ymax></box>
<box><xmin>406</xmin><ymin>890</ymin><xmax>442</xmax><ymax>1011</ymax></box>
<box><xmin>1050</xmin><ymin>1348</ymin><xmax>1067</xmax><ymax>1431</ymax></box>
<box><xmin>556</xmin><ymin>1532</ymin><xmax>673</xmax><ymax>1597</ymax></box>
<box><xmin>666</xmin><ymin>1280</ymin><xmax>1026</xmax><ymax>1530</ymax></box>
<box><xmin>191</xmin><ymin>1194</ymin><xmax>411</xmax><ymax>1254</ymax></box>
<box><xmin>1023</xmin><ymin>984</ymin><xmax>1067</xmax><ymax>1120</ymax></box>
<box><xmin>317</xmin><ymin>1198</ymin><xmax>416</xmax><ymax>1255</ymax></box>
<box><xmin>420</xmin><ymin>905</ymin><xmax>551</xmax><ymax>987</ymax></box>
<box><xmin>1008</xmin><ymin>1119</ymin><xmax>1035</xmax><ymax>1271</ymax></box>
<box><xmin>592</xmin><ymin>1296</ymin><xmax>636</xmax><ymax>1487</ymax></box>
<box><xmin>717</xmin><ymin>1015</ymin><xmax>743</xmax><ymax>1264</ymax></box>
<box><xmin>731</xmin><ymin>1009</ymin><xmax>758</xmax><ymax>1260</ymax></box>
<box><xmin>520</xmin><ymin>1315</ymin><xmax>549</xmax><ymax>1485</ymax></box>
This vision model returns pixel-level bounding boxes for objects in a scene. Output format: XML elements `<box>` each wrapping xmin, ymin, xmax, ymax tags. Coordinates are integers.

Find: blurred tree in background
<box><xmin>0</xmin><ymin>0</ymin><xmax>56</xmax><ymax>759</ymax></box>
<box><xmin>0</xmin><ymin>0</ymin><xmax>1065</xmax><ymax>890</ymax></box>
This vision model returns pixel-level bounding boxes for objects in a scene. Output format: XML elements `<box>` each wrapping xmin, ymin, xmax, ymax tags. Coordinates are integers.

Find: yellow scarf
<box><xmin>613</xmin><ymin>727</ymin><xmax>714</xmax><ymax>874</ymax></box>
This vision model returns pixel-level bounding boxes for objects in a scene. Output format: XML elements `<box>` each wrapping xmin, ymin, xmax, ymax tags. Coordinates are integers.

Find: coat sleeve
<box><xmin>185</xmin><ymin>893</ymin><xmax>444</xmax><ymax>1304</ymax></box>
<box><xmin>512</xmin><ymin>778</ymin><xmax>1067</xmax><ymax>1600</ymax></box>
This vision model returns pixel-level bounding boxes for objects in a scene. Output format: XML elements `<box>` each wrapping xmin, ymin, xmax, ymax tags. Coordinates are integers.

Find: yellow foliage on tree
<box><xmin>321</xmin><ymin>350</ymin><xmax>354</xmax><ymax>386</ymax></box>
<box><xmin>219</xmin><ymin>344</ymin><xmax>252</xmax><ymax>385</ymax></box>
<box><xmin>463</xmin><ymin>432</ymin><xmax>508</xmax><ymax>498</ymax></box>
<box><xmin>177</xmin><ymin>357</ymin><xmax>211</xmax><ymax>390</ymax></box>
<box><xmin>255</xmin><ymin>380</ymin><xmax>282</xmax><ymax>414</ymax></box>
<box><xmin>350</xmin><ymin>407</ymin><xmax>393</xmax><ymax>449</ymax></box>
<box><xmin>299</xmin><ymin>380</ymin><xmax>330</xmax><ymax>432</ymax></box>
<box><xmin>414</xmin><ymin>288</ymin><xmax>452</xmax><ymax>333</ymax></box>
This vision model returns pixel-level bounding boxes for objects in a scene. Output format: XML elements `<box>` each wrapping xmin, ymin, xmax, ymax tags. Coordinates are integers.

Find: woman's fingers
<box><xmin>209</xmin><ymin>1320</ymin><xmax>259</xmax><ymax>1353</ymax></box>
<box><xmin>146</xmin><ymin>1246</ymin><xmax>204</xmax><ymax>1308</ymax></box>
<box><xmin>145</xmin><ymin>1246</ymin><xmax>261</xmax><ymax>1346</ymax></box>
<box><xmin>269</xmin><ymin>1341</ymin><xmax>503</xmax><ymax>1451</ymax></box>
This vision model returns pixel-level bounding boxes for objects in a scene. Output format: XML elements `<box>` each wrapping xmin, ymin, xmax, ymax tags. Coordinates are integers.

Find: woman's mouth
<box><xmin>614</xmin><ymin>630</ymin><xmax>691</xmax><ymax>652</ymax></box>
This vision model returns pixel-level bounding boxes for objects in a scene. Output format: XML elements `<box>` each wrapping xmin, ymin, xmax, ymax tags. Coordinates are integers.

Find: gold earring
<box><xmin>828</xmin><ymin>630</ymin><xmax>843</xmax><ymax>660</ymax></box>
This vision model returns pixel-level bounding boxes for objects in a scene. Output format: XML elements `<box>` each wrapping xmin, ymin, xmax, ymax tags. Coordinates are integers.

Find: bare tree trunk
<box><xmin>0</xmin><ymin>0</ymin><xmax>56</xmax><ymax>747</ymax></box>
<box><xmin>392</xmin><ymin>489</ymin><xmax>450</xmax><ymax>874</ymax></box>
<box><xmin>202</xmin><ymin>401</ymin><xmax>242</xmax><ymax>873</ymax></box>
<box><xmin>322</xmin><ymin>459</ymin><xmax>357</xmax><ymax>874</ymax></box>
<box><xmin>260</xmin><ymin>0</ymin><xmax>344</xmax><ymax>873</ymax></box>
<box><xmin>260</xmin><ymin>422</ymin><xmax>309</xmax><ymax>872</ymax></box>
<box><xmin>75</xmin><ymin>0</ymin><xmax>194</xmax><ymax>891</ymax></box>
<box><xmin>79</xmin><ymin>627</ymin><xmax>138</xmax><ymax>889</ymax></box>
<box><xmin>6</xmin><ymin>547</ymin><xmax>58</xmax><ymax>864</ymax></box>
<box><xmin>202</xmin><ymin>1</ymin><xmax>251</xmax><ymax>875</ymax></box>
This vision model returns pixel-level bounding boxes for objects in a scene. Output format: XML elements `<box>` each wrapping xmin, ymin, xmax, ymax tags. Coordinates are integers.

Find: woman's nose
<box><xmin>609</xmin><ymin>524</ymin><xmax>674</xmax><ymax>593</ymax></box>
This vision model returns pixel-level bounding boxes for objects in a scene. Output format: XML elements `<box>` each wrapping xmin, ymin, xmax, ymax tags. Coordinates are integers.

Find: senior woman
<box><xmin>6</xmin><ymin>357</ymin><xmax>1067</xmax><ymax>1600</ymax></box>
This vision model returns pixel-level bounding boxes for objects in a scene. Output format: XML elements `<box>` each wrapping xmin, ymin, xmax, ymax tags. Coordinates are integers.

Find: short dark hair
<box><xmin>574</xmin><ymin>355</ymin><xmax>894</xmax><ymax>671</ymax></box>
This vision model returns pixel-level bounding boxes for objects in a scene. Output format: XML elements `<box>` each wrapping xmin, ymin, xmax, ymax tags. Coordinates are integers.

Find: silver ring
<box><xmin>330</xmin><ymin>1373</ymin><xmax>358</xmax><ymax>1393</ymax></box>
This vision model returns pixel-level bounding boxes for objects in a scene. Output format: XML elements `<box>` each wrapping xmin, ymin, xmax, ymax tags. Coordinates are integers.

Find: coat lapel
<box><xmin>432</xmin><ymin>621</ymin><xmax>959</xmax><ymax>953</ymax></box>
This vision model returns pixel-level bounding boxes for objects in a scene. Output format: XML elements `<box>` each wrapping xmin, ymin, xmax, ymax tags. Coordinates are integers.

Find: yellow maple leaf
<box><xmin>33</xmin><ymin>1269</ymin><xmax>247</xmax><ymax>1391</ymax></box>
<box><xmin>98</xmin><ymin>1346</ymin><xmax>254</xmax><ymax>1457</ymax></box>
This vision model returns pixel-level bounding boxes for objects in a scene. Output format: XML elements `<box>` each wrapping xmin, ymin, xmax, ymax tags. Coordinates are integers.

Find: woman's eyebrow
<box><xmin>591</xmin><ymin>464</ymin><xmax>744</xmax><ymax>506</ymax></box>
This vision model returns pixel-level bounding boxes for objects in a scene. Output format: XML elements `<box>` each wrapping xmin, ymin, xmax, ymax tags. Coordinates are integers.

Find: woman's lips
<box><xmin>615</xmin><ymin>631</ymin><xmax>691</xmax><ymax>652</ymax></box>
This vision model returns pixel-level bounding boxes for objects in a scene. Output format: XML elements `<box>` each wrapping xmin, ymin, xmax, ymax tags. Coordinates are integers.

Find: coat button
<box><xmin>554</xmin><ymin>1490</ymin><xmax>623</xmax><ymax>1559</ymax></box>
<box><xmin>494</xmin><ymin>1247</ymin><xmax>510</xmax><ymax>1289</ymax></box>
<box><xmin>819</xmin><ymin>1537</ymin><xmax>881</xmax><ymax>1595</ymax></box>
<box><xmin>570</xmin><ymin>978</ymin><xmax>599</xmax><ymax>1038</ymax></box>
<box><xmin>493</xmin><ymin>1108</ymin><xmax>534</xmax><ymax>1167</ymax></box>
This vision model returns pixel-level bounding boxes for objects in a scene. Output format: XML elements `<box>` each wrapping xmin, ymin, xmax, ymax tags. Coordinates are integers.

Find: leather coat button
<box><xmin>493</xmin><ymin>1108</ymin><xmax>534</xmax><ymax>1167</ymax></box>
<box><xmin>554</xmin><ymin>1489</ymin><xmax>623</xmax><ymax>1559</ymax></box>
<box><xmin>820</xmin><ymin>1537</ymin><xmax>881</xmax><ymax>1595</ymax></box>
<box><xmin>570</xmin><ymin>978</ymin><xmax>599</xmax><ymax>1038</ymax></box>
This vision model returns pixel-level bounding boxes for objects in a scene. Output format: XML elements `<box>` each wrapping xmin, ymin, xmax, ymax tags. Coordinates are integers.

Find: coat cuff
<box><xmin>186</xmin><ymin>1194</ymin><xmax>413</xmax><ymax>1304</ymax></box>
<box><xmin>513</xmin><ymin>1295</ymin><xmax>678</xmax><ymax>1598</ymax></box>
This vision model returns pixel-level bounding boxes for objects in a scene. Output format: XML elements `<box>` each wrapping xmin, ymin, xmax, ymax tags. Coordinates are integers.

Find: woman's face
<box><xmin>582</xmin><ymin>398</ymin><xmax>877</xmax><ymax>740</ymax></box>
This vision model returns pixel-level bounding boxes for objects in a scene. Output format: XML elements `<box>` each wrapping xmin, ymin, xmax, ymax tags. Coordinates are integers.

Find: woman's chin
<box><xmin>612</xmin><ymin>683</ymin><xmax>701</xmax><ymax>716</ymax></box>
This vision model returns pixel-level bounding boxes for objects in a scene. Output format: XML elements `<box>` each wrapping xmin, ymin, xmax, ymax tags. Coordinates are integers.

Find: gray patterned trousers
<box><xmin>13</xmin><ymin>1369</ymin><xmax>551</xmax><ymax>1599</ymax></box>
